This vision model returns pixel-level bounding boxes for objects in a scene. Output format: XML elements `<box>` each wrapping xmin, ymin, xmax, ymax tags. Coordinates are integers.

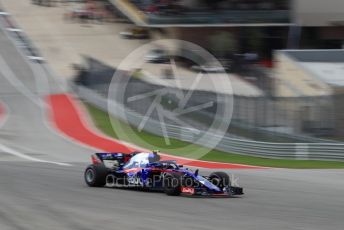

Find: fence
<box><xmin>75</xmin><ymin>57</ymin><xmax>344</xmax><ymax>143</ymax></box>
<box><xmin>74</xmin><ymin>85</ymin><xmax>344</xmax><ymax>161</ymax></box>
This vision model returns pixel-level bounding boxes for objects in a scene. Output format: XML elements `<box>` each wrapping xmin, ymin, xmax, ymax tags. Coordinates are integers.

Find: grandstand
<box><xmin>274</xmin><ymin>49</ymin><xmax>344</xmax><ymax>136</ymax></box>
<box><xmin>274</xmin><ymin>50</ymin><xmax>344</xmax><ymax>97</ymax></box>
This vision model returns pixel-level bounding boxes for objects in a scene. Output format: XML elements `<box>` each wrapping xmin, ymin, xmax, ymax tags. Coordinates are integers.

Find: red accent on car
<box><xmin>91</xmin><ymin>155</ymin><xmax>101</xmax><ymax>164</ymax></box>
<box><xmin>123</xmin><ymin>168</ymin><xmax>143</xmax><ymax>173</ymax></box>
<box><xmin>181</xmin><ymin>187</ymin><xmax>195</xmax><ymax>194</ymax></box>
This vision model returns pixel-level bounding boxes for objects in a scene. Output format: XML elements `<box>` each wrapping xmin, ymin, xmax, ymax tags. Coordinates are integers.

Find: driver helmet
<box><xmin>150</xmin><ymin>150</ymin><xmax>161</xmax><ymax>162</ymax></box>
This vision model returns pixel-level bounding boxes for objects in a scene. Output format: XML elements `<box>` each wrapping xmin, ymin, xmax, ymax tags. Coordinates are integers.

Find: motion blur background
<box><xmin>4</xmin><ymin>0</ymin><xmax>344</xmax><ymax>157</ymax></box>
<box><xmin>70</xmin><ymin>0</ymin><xmax>344</xmax><ymax>141</ymax></box>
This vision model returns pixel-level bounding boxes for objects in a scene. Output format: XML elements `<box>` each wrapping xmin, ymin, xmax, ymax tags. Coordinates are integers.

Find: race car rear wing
<box><xmin>92</xmin><ymin>153</ymin><xmax>128</xmax><ymax>164</ymax></box>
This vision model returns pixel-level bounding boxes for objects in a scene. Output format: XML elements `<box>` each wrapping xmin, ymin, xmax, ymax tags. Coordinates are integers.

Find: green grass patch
<box><xmin>85</xmin><ymin>103</ymin><xmax>344</xmax><ymax>169</ymax></box>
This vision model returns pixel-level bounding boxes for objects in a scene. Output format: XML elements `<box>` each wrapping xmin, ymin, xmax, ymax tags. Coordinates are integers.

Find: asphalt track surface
<box><xmin>0</xmin><ymin>17</ymin><xmax>344</xmax><ymax>230</ymax></box>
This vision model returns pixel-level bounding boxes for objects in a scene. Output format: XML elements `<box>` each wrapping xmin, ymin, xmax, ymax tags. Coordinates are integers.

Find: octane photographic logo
<box><xmin>105</xmin><ymin>173</ymin><xmax>241</xmax><ymax>189</ymax></box>
<box><xmin>107</xmin><ymin>39</ymin><xmax>233</xmax><ymax>161</ymax></box>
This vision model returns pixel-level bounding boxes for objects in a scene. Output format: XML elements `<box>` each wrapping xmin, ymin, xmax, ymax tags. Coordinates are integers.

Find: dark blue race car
<box><xmin>84</xmin><ymin>151</ymin><xmax>244</xmax><ymax>197</ymax></box>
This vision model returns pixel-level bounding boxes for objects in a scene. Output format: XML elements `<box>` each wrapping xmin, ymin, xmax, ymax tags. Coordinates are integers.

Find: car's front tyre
<box><xmin>209</xmin><ymin>171</ymin><xmax>231</xmax><ymax>190</ymax></box>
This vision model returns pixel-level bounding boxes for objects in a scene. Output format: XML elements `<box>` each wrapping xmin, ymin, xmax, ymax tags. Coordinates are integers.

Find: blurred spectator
<box><xmin>146</xmin><ymin>4</ymin><xmax>159</xmax><ymax>14</ymax></box>
<box><xmin>64</xmin><ymin>0</ymin><xmax>109</xmax><ymax>24</ymax></box>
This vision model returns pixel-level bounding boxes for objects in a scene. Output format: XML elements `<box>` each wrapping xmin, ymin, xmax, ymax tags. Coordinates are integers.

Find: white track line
<box><xmin>0</xmin><ymin>55</ymin><xmax>43</xmax><ymax>107</ymax></box>
<box><xmin>0</xmin><ymin>56</ymin><xmax>71</xmax><ymax>166</ymax></box>
<box><xmin>0</xmin><ymin>143</ymin><xmax>72</xmax><ymax>166</ymax></box>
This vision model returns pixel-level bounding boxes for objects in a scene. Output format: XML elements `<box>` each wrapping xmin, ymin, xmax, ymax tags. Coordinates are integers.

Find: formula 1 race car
<box><xmin>84</xmin><ymin>151</ymin><xmax>243</xmax><ymax>197</ymax></box>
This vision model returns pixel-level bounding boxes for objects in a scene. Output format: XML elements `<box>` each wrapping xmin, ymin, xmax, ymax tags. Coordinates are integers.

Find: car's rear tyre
<box><xmin>163</xmin><ymin>173</ymin><xmax>181</xmax><ymax>196</ymax></box>
<box><xmin>209</xmin><ymin>171</ymin><xmax>231</xmax><ymax>189</ymax></box>
<box><xmin>84</xmin><ymin>164</ymin><xmax>108</xmax><ymax>187</ymax></box>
